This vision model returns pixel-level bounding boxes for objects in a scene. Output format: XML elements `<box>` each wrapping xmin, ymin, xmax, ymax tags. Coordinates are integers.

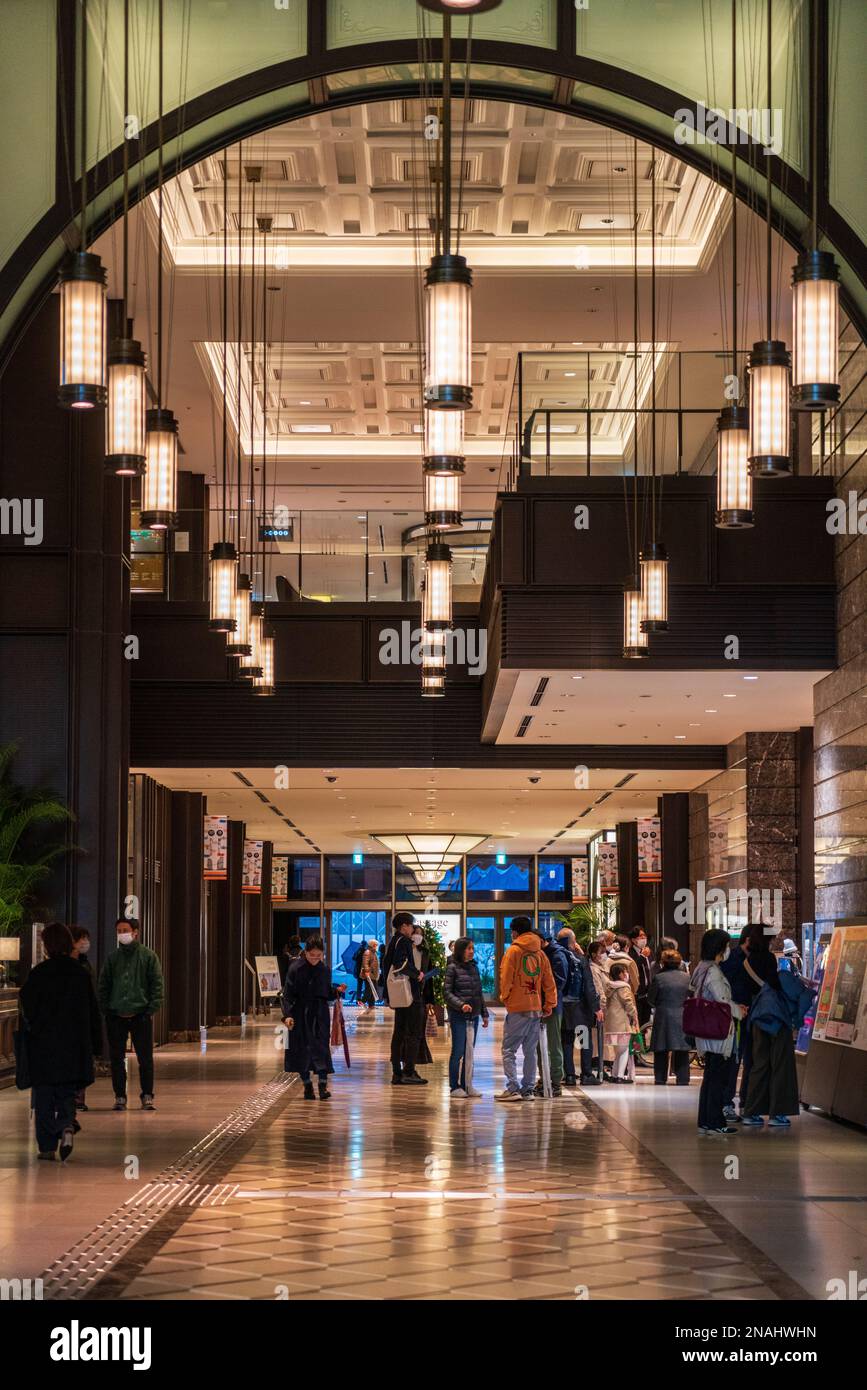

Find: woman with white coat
<box><xmin>689</xmin><ymin>928</ymin><xmax>747</xmax><ymax>1136</ymax></box>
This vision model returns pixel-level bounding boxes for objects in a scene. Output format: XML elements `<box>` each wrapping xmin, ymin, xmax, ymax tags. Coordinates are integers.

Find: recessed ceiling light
<box><xmin>705</xmin><ymin>708</ymin><xmax>718</xmax><ymax>713</ymax></box>
<box><xmin>743</xmin><ymin>675</ymin><xmax>759</xmax><ymax>681</ymax></box>
<box><xmin>571</xmin><ymin>675</ymin><xmax>584</xmax><ymax>681</ymax></box>
<box><xmin>723</xmin><ymin>693</ymin><xmax>737</xmax><ymax>699</ymax></box>
<box><xmin>675</xmin><ymin>735</ymin><xmax>686</xmax><ymax>740</ymax></box>
<box><xmin>688</xmin><ymin>722</ymin><xmax>700</xmax><ymax>727</ymax></box>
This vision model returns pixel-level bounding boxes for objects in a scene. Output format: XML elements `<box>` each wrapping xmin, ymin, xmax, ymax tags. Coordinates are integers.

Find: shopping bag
<box><xmin>425</xmin><ymin>1007</ymin><xmax>438</xmax><ymax>1039</ymax></box>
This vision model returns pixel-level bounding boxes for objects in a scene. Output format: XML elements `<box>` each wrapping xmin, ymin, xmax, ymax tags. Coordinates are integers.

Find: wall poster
<box><xmin>203</xmin><ymin>815</ymin><xmax>228</xmax><ymax>880</ymax></box>
<box><xmin>598</xmin><ymin>840</ymin><xmax>618</xmax><ymax>896</ymax></box>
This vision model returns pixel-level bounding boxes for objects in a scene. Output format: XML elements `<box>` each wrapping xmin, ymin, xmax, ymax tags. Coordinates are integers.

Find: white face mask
<box><xmin>411</xmin><ymin>933</ymin><xmax>423</xmax><ymax>945</ymax></box>
<box><xmin>117</xmin><ymin>933</ymin><xmax>134</xmax><ymax>946</ymax></box>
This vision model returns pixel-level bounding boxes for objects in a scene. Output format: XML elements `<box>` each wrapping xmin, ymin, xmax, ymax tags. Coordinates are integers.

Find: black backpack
<box><xmin>563</xmin><ymin>950</ymin><xmax>584</xmax><ymax>1003</ymax></box>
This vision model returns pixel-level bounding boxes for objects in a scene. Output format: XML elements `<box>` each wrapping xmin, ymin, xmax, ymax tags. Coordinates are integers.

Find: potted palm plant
<box><xmin>554</xmin><ymin>897</ymin><xmax>619</xmax><ymax>949</ymax></box>
<box><xmin>0</xmin><ymin>742</ymin><xmax>72</xmax><ymax>974</ymax></box>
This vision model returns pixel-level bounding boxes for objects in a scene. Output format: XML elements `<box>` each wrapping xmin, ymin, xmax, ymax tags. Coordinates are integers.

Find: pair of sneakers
<box><xmin>113</xmin><ymin>1094</ymin><xmax>155</xmax><ymax>1111</ymax></box>
<box><xmin>496</xmin><ymin>1089</ymin><xmax>535</xmax><ymax>1102</ymax></box>
<box><xmin>450</xmin><ymin>1086</ymin><xmax>482</xmax><ymax>1099</ymax></box>
<box><xmin>741</xmin><ymin>1114</ymin><xmax>791</xmax><ymax>1128</ymax></box>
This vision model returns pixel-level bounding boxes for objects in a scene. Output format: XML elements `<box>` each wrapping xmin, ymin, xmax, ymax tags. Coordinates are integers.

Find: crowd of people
<box><xmin>17</xmin><ymin>917</ymin><xmax>164</xmax><ymax>1161</ymax></box>
<box><xmin>19</xmin><ymin>907</ymin><xmax>814</xmax><ymax>1158</ymax></box>
<box><xmin>278</xmin><ymin>912</ymin><xmax>816</xmax><ymax>1138</ymax></box>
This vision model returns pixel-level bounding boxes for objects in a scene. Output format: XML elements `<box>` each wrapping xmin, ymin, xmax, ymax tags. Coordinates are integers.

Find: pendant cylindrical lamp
<box><xmin>253</xmin><ymin>631</ymin><xmax>275</xmax><ymax>696</ymax></box>
<box><xmin>419</xmin><ymin>1</ymin><xmax>502</xmax><ymax>12</ymax></box>
<box><xmin>238</xmin><ymin>611</ymin><xmax>264</xmax><ymax>680</ymax></box>
<box><xmin>792</xmin><ymin>250</ymin><xmax>839</xmax><ymax>409</ymax></box>
<box><xmin>106</xmin><ymin>337</ymin><xmax>147</xmax><ymax>474</ymax></box>
<box><xmin>716</xmin><ymin>405</ymin><xmax>754</xmax><ymax>528</ymax></box>
<box><xmin>425</xmin><ymin>255</ymin><xmax>472</xmax><ymax>410</ymax></box>
<box><xmin>423</xmin><ymin>543</ymin><xmax>453</xmax><ymax>630</ymax></box>
<box><xmin>227</xmin><ymin>573</ymin><xmax>252</xmax><ymax>657</ymax></box>
<box><xmin>424</xmin><ymin>406</ymin><xmax>464</xmax><ymax>530</ymax></box>
<box><xmin>421</xmin><ymin>670</ymin><xmax>446</xmax><ymax>698</ymax></box>
<box><xmin>141</xmin><ymin>408</ymin><xmax>178</xmax><ymax>530</ymax></box>
<box><xmin>208</xmin><ymin>541</ymin><xmax>237</xmax><ymax>632</ymax></box>
<box><xmin>640</xmin><ymin>542</ymin><xmax>669</xmax><ymax>633</ymax></box>
<box><xmin>748</xmin><ymin>341</ymin><xmax>791</xmax><ymax>476</ymax></box>
<box><xmin>623</xmin><ymin>577</ymin><xmax>649</xmax><ymax>659</ymax></box>
<box><xmin>58</xmin><ymin>251</ymin><xmax>107</xmax><ymax>409</ymax></box>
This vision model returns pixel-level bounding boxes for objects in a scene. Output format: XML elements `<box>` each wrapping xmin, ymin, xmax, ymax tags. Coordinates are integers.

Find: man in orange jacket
<box><xmin>496</xmin><ymin>917</ymin><xmax>557</xmax><ymax>1101</ymax></box>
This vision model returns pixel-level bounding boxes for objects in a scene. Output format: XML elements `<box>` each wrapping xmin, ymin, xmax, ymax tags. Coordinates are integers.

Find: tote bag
<box><xmin>386</xmin><ymin>965</ymin><xmax>413</xmax><ymax>1009</ymax></box>
<box><xmin>683</xmin><ymin>970</ymin><xmax>731</xmax><ymax>1041</ymax></box>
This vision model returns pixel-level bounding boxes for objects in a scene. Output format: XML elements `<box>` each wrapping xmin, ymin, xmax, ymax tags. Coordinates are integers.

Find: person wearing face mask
<box><xmin>382</xmin><ymin>912</ymin><xmax>430</xmax><ymax>1086</ymax></box>
<box><xmin>98</xmin><ymin>918</ymin><xmax>164</xmax><ymax>1112</ymax></box>
<box><xmin>627</xmin><ymin>926</ymin><xmax>653</xmax><ymax>1028</ymax></box>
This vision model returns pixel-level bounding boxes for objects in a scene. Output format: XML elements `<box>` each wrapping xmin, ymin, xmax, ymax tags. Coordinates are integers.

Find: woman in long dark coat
<box><xmin>19</xmin><ymin>921</ymin><xmax>103</xmax><ymax>1161</ymax></box>
<box><xmin>281</xmin><ymin>936</ymin><xmax>345</xmax><ymax>1100</ymax></box>
<box><xmin>647</xmin><ymin>948</ymin><xmax>692</xmax><ymax>1085</ymax></box>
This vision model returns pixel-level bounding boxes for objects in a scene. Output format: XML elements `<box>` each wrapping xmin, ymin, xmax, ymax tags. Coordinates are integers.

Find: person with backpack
<box><xmin>533</xmin><ymin>929</ymin><xmax>570</xmax><ymax>1097</ymax></box>
<box><xmin>740</xmin><ymin>950</ymin><xmax>810</xmax><ymax>1129</ymax></box>
<box><xmin>557</xmin><ymin>927</ymin><xmax>602</xmax><ymax>1086</ymax></box>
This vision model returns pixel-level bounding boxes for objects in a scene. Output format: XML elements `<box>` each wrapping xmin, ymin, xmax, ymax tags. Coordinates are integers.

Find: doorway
<box><xmin>328</xmin><ymin>909</ymin><xmax>388</xmax><ymax>1002</ymax></box>
<box><xmin>465</xmin><ymin>913</ymin><xmax>537</xmax><ymax>1001</ymax></box>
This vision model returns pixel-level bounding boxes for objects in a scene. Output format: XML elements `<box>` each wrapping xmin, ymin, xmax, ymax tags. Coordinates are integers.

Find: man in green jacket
<box><xmin>98</xmin><ymin>918</ymin><xmax>165</xmax><ymax>1111</ymax></box>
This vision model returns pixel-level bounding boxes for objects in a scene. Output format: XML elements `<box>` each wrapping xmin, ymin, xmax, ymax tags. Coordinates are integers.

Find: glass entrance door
<box><xmin>329</xmin><ymin>909</ymin><xmax>387</xmax><ymax>1003</ymax></box>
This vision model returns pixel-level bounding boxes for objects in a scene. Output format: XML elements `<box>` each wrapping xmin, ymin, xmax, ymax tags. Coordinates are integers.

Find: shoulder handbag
<box><xmin>386</xmin><ymin>963</ymin><xmax>413</xmax><ymax>1009</ymax></box>
<box><xmin>683</xmin><ymin>971</ymin><xmax>732</xmax><ymax>1041</ymax></box>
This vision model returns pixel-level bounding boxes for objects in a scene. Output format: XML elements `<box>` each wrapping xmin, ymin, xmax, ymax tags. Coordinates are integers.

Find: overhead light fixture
<box><xmin>141</xmin><ymin>409</ymin><xmax>178</xmax><ymax>530</ymax></box>
<box><xmin>238</xmin><ymin>611</ymin><xmax>264</xmax><ymax>680</ymax></box>
<box><xmin>227</xmin><ymin>573</ymin><xmax>253</xmax><ymax>657</ymax></box>
<box><xmin>792</xmin><ymin>250</ymin><xmax>839</xmax><ymax>409</ymax></box>
<box><xmin>748</xmin><ymin>0</ymin><xmax>791</xmax><ymax>472</ymax></box>
<box><xmin>623</xmin><ymin>575</ymin><xmax>649</xmax><ymax>659</ymax></box>
<box><xmin>422</xmin><ymin>542</ymin><xmax>453</xmax><ymax>629</ymax></box>
<box><xmin>373</xmin><ymin>832</ymin><xmax>488</xmax><ymax>883</ymax></box>
<box><xmin>418</xmin><ymin>0</ymin><xmax>502</xmax><ymax>13</ymax></box>
<box><xmin>58</xmin><ymin>252</ymin><xmax>107</xmax><ymax>409</ymax></box>
<box><xmin>640</xmin><ymin>542</ymin><xmax>669</xmax><ymax>632</ymax></box>
<box><xmin>715</xmin><ymin>405</ymin><xmax>754</xmax><ymax>528</ymax></box>
<box><xmin>421</xmin><ymin>670</ymin><xmax>446</xmax><ymax>699</ymax></box>
<box><xmin>105</xmin><ymin>3</ymin><xmax>143</xmax><ymax>471</ymax></box>
<box><xmin>106</xmin><ymin>337</ymin><xmax>146</xmax><ymax>474</ymax></box>
<box><xmin>252</xmin><ymin>630</ymin><xmax>275</xmax><ymax>696</ymax></box>
<box><xmin>425</xmin><ymin>255</ymin><xmax>472</xmax><ymax>410</ymax></box>
<box><xmin>141</xmin><ymin>3</ymin><xmax>176</xmax><ymax>531</ymax></box>
<box><xmin>748</xmin><ymin>341</ymin><xmax>791</xmax><ymax>475</ymax></box>
<box><xmin>424</xmin><ymin>468</ymin><xmax>462</xmax><ymax>530</ymax></box>
<box><xmin>209</xmin><ymin>541</ymin><xmax>237</xmax><ymax>632</ymax></box>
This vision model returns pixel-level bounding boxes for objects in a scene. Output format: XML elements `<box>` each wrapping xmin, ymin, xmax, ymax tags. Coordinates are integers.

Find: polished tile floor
<box><xmin>2</xmin><ymin>1011</ymin><xmax>865</xmax><ymax>1300</ymax></box>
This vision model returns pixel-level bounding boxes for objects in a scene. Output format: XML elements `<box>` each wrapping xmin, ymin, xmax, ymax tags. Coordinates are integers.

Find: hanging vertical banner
<box><xmin>203</xmin><ymin>815</ymin><xmax>228</xmax><ymax>880</ymax></box>
<box><xmin>571</xmin><ymin>857</ymin><xmax>589</xmax><ymax>903</ymax></box>
<box><xmin>708</xmin><ymin>817</ymin><xmax>728</xmax><ymax>878</ymax></box>
<box><xmin>271</xmin><ymin>854</ymin><xmax>288</xmax><ymax>902</ymax></box>
<box><xmin>598</xmin><ymin>840</ymin><xmax>619</xmax><ymax>896</ymax></box>
<box><xmin>637</xmin><ymin>817</ymin><xmax>662</xmax><ymax>882</ymax></box>
<box><xmin>242</xmin><ymin>839</ymin><xmax>264</xmax><ymax>895</ymax></box>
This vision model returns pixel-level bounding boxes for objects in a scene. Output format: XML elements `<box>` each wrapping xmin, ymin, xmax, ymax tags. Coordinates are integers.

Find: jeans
<box><xmin>697</xmin><ymin>1051</ymin><xmax>729</xmax><ymax>1129</ymax></box>
<box><xmin>33</xmin><ymin>1083</ymin><xmax>77</xmax><ymax>1153</ymax></box>
<box><xmin>502</xmin><ymin>1011</ymin><xmax>541</xmax><ymax>1094</ymax></box>
<box><xmin>447</xmin><ymin>1010</ymin><xmax>480</xmax><ymax>1090</ymax></box>
<box><xmin>106</xmin><ymin>1013</ymin><xmax>155</xmax><ymax>1099</ymax></box>
<box><xmin>653</xmin><ymin>1050</ymin><xmax>691</xmax><ymax>1085</ymax></box>
<box><xmin>390</xmin><ymin>1000</ymin><xmax>424</xmax><ymax>1076</ymax></box>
